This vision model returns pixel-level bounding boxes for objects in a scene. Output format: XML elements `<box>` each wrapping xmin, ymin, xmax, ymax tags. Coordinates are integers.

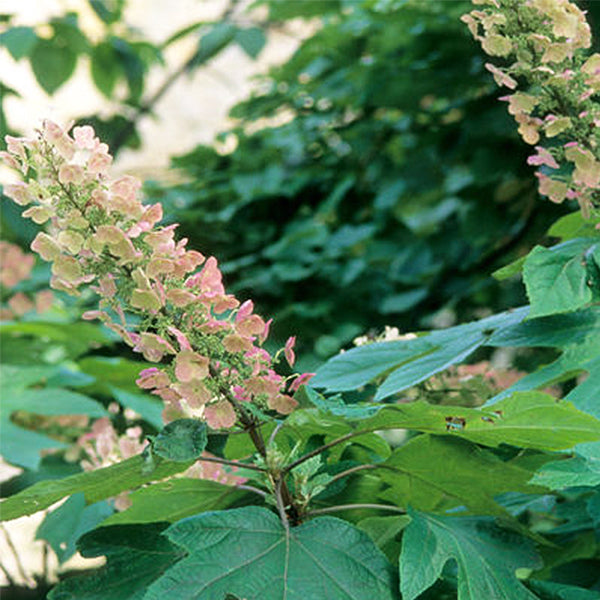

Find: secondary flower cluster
<box><xmin>0</xmin><ymin>241</ymin><xmax>53</xmax><ymax>319</ymax></box>
<box><xmin>462</xmin><ymin>0</ymin><xmax>600</xmax><ymax>217</ymax></box>
<box><xmin>2</xmin><ymin>121</ymin><xmax>311</xmax><ymax>429</ymax></box>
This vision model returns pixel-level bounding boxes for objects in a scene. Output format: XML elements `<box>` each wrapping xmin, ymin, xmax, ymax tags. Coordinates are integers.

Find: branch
<box><xmin>283</xmin><ymin>431</ymin><xmax>370</xmax><ymax>474</ymax></box>
<box><xmin>197</xmin><ymin>454</ymin><xmax>265</xmax><ymax>472</ymax></box>
<box><xmin>304</xmin><ymin>503</ymin><xmax>406</xmax><ymax>518</ymax></box>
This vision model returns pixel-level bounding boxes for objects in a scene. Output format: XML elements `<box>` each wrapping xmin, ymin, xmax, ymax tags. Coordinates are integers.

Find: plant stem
<box><xmin>0</xmin><ymin>524</ymin><xmax>31</xmax><ymax>586</ymax></box>
<box><xmin>283</xmin><ymin>431</ymin><xmax>369</xmax><ymax>474</ymax></box>
<box><xmin>0</xmin><ymin>560</ymin><xmax>15</xmax><ymax>587</ymax></box>
<box><xmin>197</xmin><ymin>454</ymin><xmax>265</xmax><ymax>472</ymax></box>
<box><xmin>274</xmin><ymin>477</ymin><xmax>290</xmax><ymax>533</ymax></box>
<box><xmin>236</xmin><ymin>484</ymin><xmax>268</xmax><ymax>498</ymax></box>
<box><xmin>304</xmin><ymin>503</ymin><xmax>406</xmax><ymax>518</ymax></box>
<box><xmin>326</xmin><ymin>463</ymin><xmax>378</xmax><ymax>486</ymax></box>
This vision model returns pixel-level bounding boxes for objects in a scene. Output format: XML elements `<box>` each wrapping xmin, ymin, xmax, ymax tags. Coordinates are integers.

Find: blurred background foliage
<box><xmin>2</xmin><ymin>0</ymin><xmax>599</xmax><ymax>373</ymax></box>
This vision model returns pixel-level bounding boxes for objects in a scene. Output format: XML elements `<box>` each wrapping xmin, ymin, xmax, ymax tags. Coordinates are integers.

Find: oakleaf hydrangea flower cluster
<box><xmin>462</xmin><ymin>0</ymin><xmax>600</xmax><ymax>218</ymax></box>
<box><xmin>2</xmin><ymin>121</ymin><xmax>312</xmax><ymax>430</ymax></box>
<box><xmin>0</xmin><ymin>241</ymin><xmax>53</xmax><ymax>319</ymax></box>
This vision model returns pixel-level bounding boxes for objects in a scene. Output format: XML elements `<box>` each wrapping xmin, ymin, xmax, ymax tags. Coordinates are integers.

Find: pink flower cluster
<box><xmin>462</xmin><ymin>0</ymin><xmax>600</xmax><ymax>218</ymax></box>
<box><xmin>2</xmin><ymin>121</ymin><xmax>312</xmax><ymax>430</ymax></box>
<box><xmin>0</xmin><ymin>241</ymin><xmax>53</xmax><ymax>319</ymax></box>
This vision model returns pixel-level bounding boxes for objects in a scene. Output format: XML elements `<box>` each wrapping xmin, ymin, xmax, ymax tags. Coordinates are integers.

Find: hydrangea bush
<box><xmin>1</xmin><ymin>0</ymin><xmax>600</xmax><ymax>598</ymax></box>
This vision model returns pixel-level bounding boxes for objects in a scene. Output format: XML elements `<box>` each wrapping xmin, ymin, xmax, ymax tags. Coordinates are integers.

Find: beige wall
<box><xmin>0</xmin><ymin>0</ymin><xmax>304</xmax><ymax>176</ymax></box>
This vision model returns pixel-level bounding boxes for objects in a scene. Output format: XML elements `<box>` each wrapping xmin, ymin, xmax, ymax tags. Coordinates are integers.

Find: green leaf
<box><xmin>523</xmin><ymin>239</ymin><xmax>598</xmax><ymax>319</ymax></box>
<box><xmin>530</xmin><ymin>457</ymin><xmax>600</xmax><ymax>490</ymax></box>
<box><xmin>311</xmin><ymin>307</ymin><xmax>527</xmax><ymax>399</ymax></box>
<box><xmin>357</xmin><ymin>515</ymin><xmax>411</xmax><ymax>563</ymax></box>
<box><xmin>235</xmin><ymin>27</ymin><xmax>267</xmax><ymax>59</ymax></box>
<box><xmin>110</xmin><ymin>387</ymin><xmax>164</xmax><ymax>429</ymax></box>
<box><xmin>492</xmin><ymin>255</ymin><xmax>526</xmax><ymax>280</ymax></box>
<box><xmin>101</xmin><ymin>478</ymin><xmax>251</xmax><ymax>526</ymax></box>
<box><xmin>547</xmin><ymin>212</ymin><xmax>600</xmax><ymax>241</ymax></box>
<box><xmin>143</xmin><ymin>506</ymin><xmax>397</xmax><ymax>600</ymax></box>
<box><xmin>78</xmin><ymin>356</ymin><xmax>150</xmax><ymax>394</ymax></box>
<box><xmin>0</xmin><ymin>26</ymin><xmax>38</xmax><ymax>59</ymax></box>
<box><xmin>0</xmin><ymin>364</ymin><xmax>107</xmax><ymax>469</ymax></box>
<box><xmin>363</xmin><ymin>392</ymin><xmax>600</xmax><ymax>452</ymax></box>
<box><xmin>0</xmin><ymin>320</ymin><xmax>114</xmax><ymax>360</ymax></box>
<box><xmin>400</xmin><ymin>511</ymin><xmax>541</xmax><ymax>600</ymax></box>
<box><xmin>378</xmin><ymin>435</ymin><xmax>545</xmax><ymax>518</ymax></box>
<box><xmin>151</xmin><ymin>419</ymin><xmax>208</xmax><ymax>461</ymax></box>
<box><xmin>90</xmin><ymin>40</ymin><xmax>120</xmax><ymax>97</ymax></box>
<box><xmin>189</xmin><ymin>23</ymin><xmax>236</xmax><ymax>68</ymax></box>
<box><xmin>36</xmin><ymin>494</ymin><xmax>113</xmax><ymax>563</ymax></box>
<box><xmin>30</xmin><ymin>38</ymin><xmax>77</xmax><ymax>94</ymax></box>
<box><xmin>528</xmin><ymin>580</ymin><xmax>600</xmax><ymax>600</ymax></box>
<box><xmin>48</xmin><ymin>522</ymin><xmax>184</xmax><ymax>600</ymax></box>
<box><xmin>89</xmin><ymin>0</ymin><xmax>125</xmax><ymax>25</ymax></box>
<box><xmin>0</xmin><ymin>455</ymin><xmax>192</xmax><ymax>521</ymax></box>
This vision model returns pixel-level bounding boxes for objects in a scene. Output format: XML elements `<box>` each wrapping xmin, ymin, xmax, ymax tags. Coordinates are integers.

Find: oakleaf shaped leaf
<box><xmin>400</xmin><ymin>511</ymin><xmax>541</xmax><ymax>600</ymax></box>
<box><xmin>0</xmin><ymin>455</ymin><xmax>192</xmax><ymax>521</ymax></box>
<box><xmin>378</xmin><ymin>435</ymin><xmax>546</xmax><ymax>518</ymax></box>
<box><xmin>523</xmin><ymin>239</ymin><xmax>598</xmax><ymax>319</ymax></box>
<box><xmin>47</xmin><ymin>523</ymin><xmax>184</xmax><ymax>600</ymax></box>
<box><xmin>143</xmin><ymin>506</ymin><xmax>398</xmax><ymax>600</ymax></box>
<box><xmin>362</xmin><ymin>392</ymin><xmax>600</xmax><ymax>452</ymax></box>
<box><xmin>101</xmin><ymin>478</ymin><xmax>251</xmax><ymax>526</ymax></box>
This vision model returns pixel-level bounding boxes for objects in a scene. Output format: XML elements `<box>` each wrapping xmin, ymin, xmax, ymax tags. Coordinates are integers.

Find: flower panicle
<box><xmin>463</xmin><ymin>0</ymin><xmax>600</xmax><ymax>218</ymax></box>
<box><xmin>2</xmin><ymin>120</ymin><xmax>313</xmax><ymax>430</ymax></box>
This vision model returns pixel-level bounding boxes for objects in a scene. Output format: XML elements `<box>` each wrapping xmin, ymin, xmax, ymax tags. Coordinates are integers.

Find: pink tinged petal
<box><xmin>212</xmin><ymin>294</ymin><xmax>239</xmax><ymax>314</ymax></box>
<box><xmin>237</xmin><ymin>314</ymin><xmax>265</xmax><ymax>337</ymax></box>
<box><xmin>133</xmin><ymin>332</ymin><xmax>176</xmax><ymax>362</ymax></box>
<box><xmin>173</xmin><ymin>380</ymin><xmax>212</xmax><ymax>408</ymax></box>
<box><xmin>485</xmin><ymin>63</ymin><xmax>517</xmax><ymax>89</ymax></box>
<box><xmin>58</xmin><ymin>230</ymin><xmax>85</xmax><ymax>254</ymax></box>
<box><xmin>535</xmin><ymin>173</ymin><xmax>569</xmax><ymax>203</ymax></box>
<box><xmin>223</xmin><ymin>333</ymin><xmax>253</xmax><ymax>353</ymax></box>
<box><xmin>136</xmin><ymin>367</ymin><xmax>171</xmax><ymax>390</ymax></box>
<box><xmin>232</xmin><ymin>384</ymin><xmax>252</xmax><ymax>402</ymax></box>
<box><xmin>259</xmin><ymin>318</ymin><xmax>273</xmax><ymax>344</ymax></box>
<box><xmin>527</xmin><ymin>146</ymin><xmax>559</xmax><ymax>169</ymax></box>
<box><xmin>98</xmin><ymin>274</ymin><xmax>117</xmax><ymax>297</ymax></box>
<box><xmin>4</xmin><ymin>182</ymin><xmax>33</xmax><ymax>206</ymax></box>
<box><xmin>73</xmin><ymin>125</ymin><xmax>97</xmax><ymax>149</ymax></box>
<box><xmin>0</xmin><ymin>151</ymin><xmax>21</xmax><ymax>171</ymax></box>
<box><xmin>167</xmin><ymin>327</ymin><xmax>193</xmax><ymax>351</ymax></box>
<box><xmin>289</xmin><ymin>372</ymin><xmax>315</xmax><ymax>393</ymax></box>
<box><xmin>31</xmin><ymin>232</ymin><xmax>61</xmax><ymax>261</ymax></box>
<box><xmin>8</xmin><ymin>292</ymin><xmax>34</xmax><ymax>315</ymax></box>
<box><xmin>22</xmin><ymin>206</ymin><xmax>53</xmax><ymax>224</ymax></box>
<box><xmin>5</xmin><ymin>135</ymin><xmax>27</xmax><ymax>160</ymax></box>
<box><xmin>92</xmin><ymin>226</ymin><xmax>141</xmax><ymax>262</ymax></box>
<box><xmin>284</xmin><ymin>336</ymin><xmax>296</xmax><ymax>367</ymax></box>
<box><xmin>236</xmin><ymin>300</ymin><xmax>254</xmax><ymax>322</ymax></box>
<box><xmin>147</xmin><ymin>258</ymin><xmax>174</xmax><ymax>279</ymax></box>
<box><xmin>544</xmin><ymin>116</ymin><xmax>571</xmax><ymax>137</ymax></box>
<box><xmin>204</xmin><ymin>401</ymin><xmax>237</xmax><ymax>429</ymax></box>
<box><xmin>88</xmin><ymin>151</ymin><xmax>112</xmax><ymax>175</ymax></box>
<box><xmin>565</xmin><ymin>146</ymin><xmax>600</xmax><ymax>188</ymax></box>
<box><xmin>130</xmin><ymin>289</ymin><xmax>162</xmax><ymax>312</ymax></box>
<box><xmin>34</xmin><ymin>290</ymin><xmax>54</xmax><ymax>313</ymax></box>
<box><xmin>110</xmin><ymin>175</ymin><xmax>141</xmax><ymax>201</ymax></box>
<box><xmin>267</xmin><ymin>394</ymin><xmax>298</xmax><ymax>415</ymax></box>
<box><xmin>42</xmin><ymin>120</ymin><xmax>64</xmax><ymax>143</ymax></box>
<box><xmin>58</xmin><ymin>163</ymin><xmax>85</xmax><ymax>185</ymax></box>
<box><xmin>175</xmin><ymin>350</ymin><xmax>210</xmax><ymax>381</ymax></box>
<box><xmin>52</xmin><ymin>255</ymin><xmax>83</xmax><ymax>282</ymax></box>
<box><xmin>82</xmin><ymin>310</ymin><xmax>109</xmax><ymax>322</ymax></box>
<box><xmin>166</xmin><ymin>288</ymin><xmax>197</xmax><ymax>307</ymax></box>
